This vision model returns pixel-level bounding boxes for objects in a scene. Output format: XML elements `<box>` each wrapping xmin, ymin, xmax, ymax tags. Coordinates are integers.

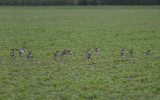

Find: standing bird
<box><xmin>146</xmin><ymin>49</ymin><xmax>152</xmax><ymax>57</ymax></box>
<box><xmin>10</xmin><ymin>51</ymin><xmax>16</xmax><ymax>58</ymax></box>
<box><xmin>120</xmin><ymin>48</ymin><xmax>126</xmax><ymax>59</ymax></box>
<box><xmin>95</xmin><ymin>48</ymin><xmax>100</xmax><ymax>55</ymax></box>
<box><xmin>66</xmin><ymin>50</ymin><xmax>71</xmax><ymax>55</ymax></box>
<box><xmin>87</xmin><ymin>48</ymin><xmax>91</xmax><ymax>54</ymax></box>
<box><xmin>62</xmin><ymin>49</ymin><xmax>67</xmax><ymax>58</ymax></box>
<box><xmin>129</xmin><ymin>49</ymin><xmax>135</xmax><ymax>57</ymax></box>
<box><xmin>27</xmin><ymin>52</ymin><xmax>33</xmax><ymax>59</ymax></box>
<box><xmin>86</xmin><ymin>48</ymin><xmax>92</xmax><ymax>63</ymax></box>
<box><xmin>87</xmin><ymin>53</ymin><xmax>92</xmax><ymax>63</ymax></box>
<box><xmin>19</xmin><ymin>46</ymin><xmax>25</xmax><ymax>57</ymax></box>
<box><xmin>54</xmin><ymin>51</ymin><xmax>59</xmax><ymax>60</ymax></box>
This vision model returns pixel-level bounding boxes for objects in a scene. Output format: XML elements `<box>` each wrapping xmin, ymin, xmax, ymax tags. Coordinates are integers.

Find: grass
<box><xmin>0</xmin><ymin>6</ymin><xmax>160</xmax><ymax>99</ymax></box>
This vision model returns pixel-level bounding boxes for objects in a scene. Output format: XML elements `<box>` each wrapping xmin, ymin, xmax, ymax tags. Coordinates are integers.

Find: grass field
<box><xmin>0</xmin><ymin>6</ymin><xmax>160</xmax><ymax>99</ymax></box>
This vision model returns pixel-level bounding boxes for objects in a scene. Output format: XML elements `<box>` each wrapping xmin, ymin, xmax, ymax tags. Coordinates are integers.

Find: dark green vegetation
<box><xmin>0</xmin><ymin>6</ymin><xmax>160</xmax><ymax>99</ymax></box>
<box><xmin>0</xmin><ymin>0</ymin><xmax>160</xmax><ymax>5</ymax></box>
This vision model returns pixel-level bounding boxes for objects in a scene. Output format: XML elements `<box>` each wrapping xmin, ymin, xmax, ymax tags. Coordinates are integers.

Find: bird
<box><xmin>87</xmin><ymin>53</ymin><xmax>92</xmax><ymax>63</ymax></box>
<box><xmin>27</xmin><ymin>52</ymin><xmax>33</xmax><ymax>59</ymax></box>
<box><xmin>10</xmin><ymin>51</ymin><xmax>16</xmax><ymax>58</ymax></box>
<box><xmin>146</xmin><ymin>49</ymin><xmax>152</xmax><ymax>57</ymax></box>
<box><xmin>120</xmin><ymin>48</ymin><xmax>126</xmax><ymax>59</ymax></box>
<box><xmin>62</xmin><ymin>49</ymin><xmax>67</xmax><ymax>58</ymax></box>
<box><xmin>54</xmin><ymin>51</ymin><xmax>59</xmax><ymax>60</ymax></box>
<box><xmin>129</xmin><ymin>49</ymin><xmax>135</xmax><ymax>57</ymax></box>
<box><xmin>87</xmin><ymin>48</ymin><xmax>91</xmax><ymax>54</ymax></box>
<box><xmin>95</xmin><ymin>48</ymin><xmax>100</xmax><ymax>55</ymax></box>
<box><xmin>86</xmin><ymin>48</ymin><xmax>92</xmax><ymax>63</ymax></box>
<box><xmin>19</xmin><ymin>46</ymin><xmax>25</xmax><ymax>57</ymax></box>
<box><xmin>66</xmin><ymin>50</ymin><xmax>71</xmax><ymax>55</ymax></box>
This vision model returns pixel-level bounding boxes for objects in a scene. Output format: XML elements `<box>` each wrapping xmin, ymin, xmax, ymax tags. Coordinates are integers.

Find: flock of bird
<box><xmin>10</xmin><ymin>46</ymin><xmax>152</xmax><ymax>63</ymax></box>
<box><xmin>86</xmin><ymin>48</ymin><xmax>151</xmax><ymax>63</ymax></box>
<box><xmin>10</xmin><ymin>46</ymin><xmax>33</xmax><ymax>59</ymax></box>
<box><xmin>120</xmin><ymin>48</ymin><xmax>152</xmax><ymax>59</ymax></box>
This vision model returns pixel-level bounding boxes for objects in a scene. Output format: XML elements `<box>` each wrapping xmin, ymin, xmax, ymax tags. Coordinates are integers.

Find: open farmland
<box><xmin>0</xmin><ymin>6</ymin><xmax>160</xmax><ymax>99</ymax></box>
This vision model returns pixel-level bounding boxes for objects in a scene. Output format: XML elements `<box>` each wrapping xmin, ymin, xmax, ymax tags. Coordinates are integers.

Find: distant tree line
<box><xmin>0</xmin><ymin>0</ymin><xmax>160</xmax><ymax>5</ymax></box>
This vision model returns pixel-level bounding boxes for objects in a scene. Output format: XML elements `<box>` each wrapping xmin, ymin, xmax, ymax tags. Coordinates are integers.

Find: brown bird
<box><xmin>87</xmin><ymin>48</ymin><xmax>91</xmax><ymax>54</ymax></box>
<box><xmin>19</xmin><ymin>46</ymin><xmax>25</xmax><ymax>57</ymax></box>
<box><xmin>66</xmin><ymin>50</ymin><xmax>71</xmax><ymax>55</ymax></box>
<box><xmin>54</xmin><ymin>51</ymin><xmax>59</xmax><ymax>60</ymax></box>
<box><xmin>129</xmin><ymin>49</ymin><xmax>135</xmax><ymax>57</ymax></box>
<box><xmin>146</xmin><ymin>49</ymin><xmax>152</xmax><ymax>57</ymax></box>
<box><xmin>62</xmin><ymin>49</ymin><xmax>67</xmax><ymax>58</ymax></box>
<box><xmin>27</xmin><ymin>52</ymin><xmax>33</xmax><ymax>59</ymax></box>
<box><xmin>87</xmin><ymin>53</ymin><xmax>92</xmax><ymax>63</ymax></box>
<box><xmin>120</xmin><ymin>48</ymin><xmax>126</xmax><ymax>59</ymax></box>
<box><xmin>95</xmin><ymin>48</ymin><xmax>100</xmax><ymax>55</ymax></box>
<box><xmin>10</xmin><ymin>51</ymin><xmax>16</xmax><ymax>58</ymax></box>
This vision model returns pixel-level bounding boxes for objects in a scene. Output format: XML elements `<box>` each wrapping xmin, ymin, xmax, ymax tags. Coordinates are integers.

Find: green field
<box><xmin>0</xmin><ymin>6</ymin><xmax>160</xmax><ymax>99</ymax></box>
